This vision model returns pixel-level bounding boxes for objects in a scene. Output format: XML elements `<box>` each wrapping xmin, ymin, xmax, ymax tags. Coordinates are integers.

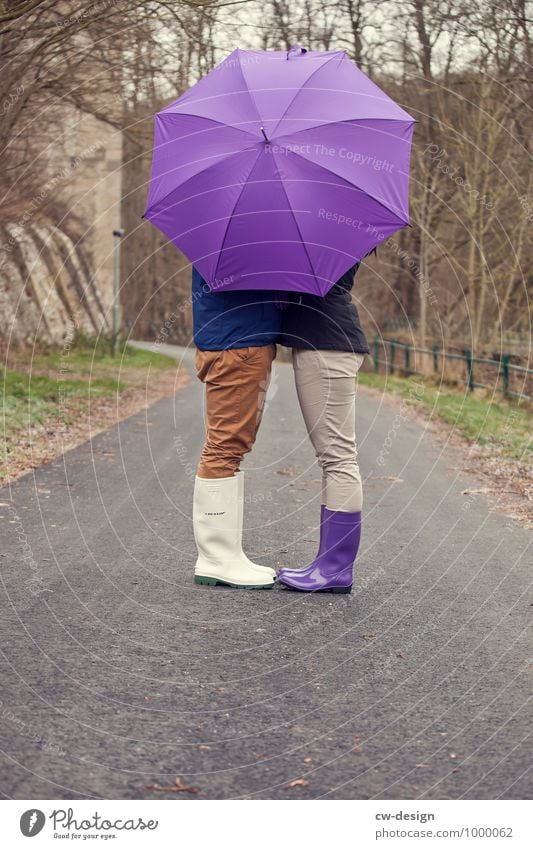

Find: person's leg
<box><xmin>193</xmin><ymin>345</ymin><xmax>277</xmax><ymax>588</ymax></box>
<box><xmin>196</xmin><ymin>345</ymin><xmax>275</xmax><ymax>478</ymax></box>
<box><xmin>279</xmin><ymin>349</ymin><xmax>364</xmax><ymax>593</ymax></box>
<box><xmin>292</xmin><ymin>349</ymin><xmax>364</xmax><ymax>512</ymax></box>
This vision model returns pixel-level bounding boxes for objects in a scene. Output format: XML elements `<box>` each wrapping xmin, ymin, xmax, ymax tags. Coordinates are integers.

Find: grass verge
<box><xmin>358</xmin><ymin>370</ymin><xmax>531</xmax><ymax>461</ymax></box>
<box><xmin>1</xmin><ymin>338</ymin><xmax>180</xmax><ymax>482</ymax></box>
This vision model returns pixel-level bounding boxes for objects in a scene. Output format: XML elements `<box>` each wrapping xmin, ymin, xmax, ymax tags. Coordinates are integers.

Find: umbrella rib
<box><xmin>235</xmin><ymin>49</ymin><xmax>265</xmax><ymax>135</ymax></box>
<box><xmin>269</xmin><ymin>53</ymin><xmax>341</xmax><ymax>140</ymax></box>
<box><xmin>274</xmin><ymin>116</ymin><xmax>416</xmax><ymax>140</ymax></box>
<box><xmin>159</xmin><ymin>109</ymin><xmax>260</xmax><ymax>139</ymax></box>
<box><xmin>145</xmin><ymin>143</ymin><xmax>261</xmax><ymax>216</ymax></box>
<box><xmin>281</xmin><ymin>146</ymin><xmax>410</xmax><ymax>225</ymax></box>
<box><xmin>212</xmin><ymin>147</ymin><xmax>263</xmax><ymax>284</ymax></box>
<box><xmin>270</xmin><ymin>150</ymin><xmax>320</xmax><ymax>291</ymax></box>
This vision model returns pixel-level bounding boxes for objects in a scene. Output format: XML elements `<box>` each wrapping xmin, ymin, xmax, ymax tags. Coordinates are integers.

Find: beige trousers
<box><xmin>292</xmin><ymin>349</ymin><xmax>365</xmax><ymax>512</ymax></box>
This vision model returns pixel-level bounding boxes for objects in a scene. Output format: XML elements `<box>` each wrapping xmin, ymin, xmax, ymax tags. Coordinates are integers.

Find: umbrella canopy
<box><xmin>144</xmin><ymin>46</ymin><xmax>415</xmax><ymax>296</ymax></box>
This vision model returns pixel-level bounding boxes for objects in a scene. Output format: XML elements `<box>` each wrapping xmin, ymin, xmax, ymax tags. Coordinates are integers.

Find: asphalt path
<box><xmin>0</xmin><ymin>343</ymin><xmax>530</xmax><ymax>800</ymax></box>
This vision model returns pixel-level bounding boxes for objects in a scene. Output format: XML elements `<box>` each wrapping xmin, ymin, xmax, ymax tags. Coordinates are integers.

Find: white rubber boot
<box><xmin>234</xmin><ymin>470</ymin><xmax>274</xmax><ymax>571</ymax></box>
<box><xmin>193</xmin><ymin>475</ymin><xmax>276</xmax><ymax>589</ymax></box>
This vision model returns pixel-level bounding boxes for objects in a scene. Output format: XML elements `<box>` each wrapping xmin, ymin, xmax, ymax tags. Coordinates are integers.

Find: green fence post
<box><xmin>390</xmin><ymin>340</ymin><xmax>396</xmax><ymax>375</ymax></box>
<box><xmin>464</xmin><ymin>349</ymin><xmax>474</xmax><ymax>391</ymax></box>
<box><xmin>373</xmin><ymin>335</ymin><xmax>379</xmax><ymax>372</ymax></box>
<box><xmin>502</xmin><ymin>354</ymin><xmax>510</xmax><ymax>397</ymax></box>
<box><xmin>432</xmin><ymin>344</ymin><xmax>439</xmax><ymax>373</ymax></box>
<box><xmin>404</xmin><ymin>344</ymin><xmax>410</xmax><ymax>373</ymax></box>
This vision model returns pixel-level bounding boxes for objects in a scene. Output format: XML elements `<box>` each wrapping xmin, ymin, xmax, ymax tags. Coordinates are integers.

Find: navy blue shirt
<box><xmin>192</xmin><ymin>267</ymin><xmax>282</xmax><ymax>351</ymax></box>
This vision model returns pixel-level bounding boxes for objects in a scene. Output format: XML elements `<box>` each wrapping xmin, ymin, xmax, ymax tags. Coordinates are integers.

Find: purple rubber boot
<box><xmin>278</xmin><ymin>508</ymin><xmax>361</xmax><ymax>594</ymax></box>
<box><xmin>280</xmin><ymin>504</ymin><xmax>327</xmax><ymax>578</ymax></box>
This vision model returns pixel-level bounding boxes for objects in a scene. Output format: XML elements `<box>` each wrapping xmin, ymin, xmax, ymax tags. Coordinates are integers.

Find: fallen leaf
<box><xmin>359</xmin><ymin>634</ymin><xmax>376</xmax><ymax>641</ymax></box>
<box><xmin>145</xmin><ymin>776</ymin><xmax>201</xmax><ymax>794</ymax></box>
<box><xmin>285</xmin><ymin>778</ymin><xmax>309</xmax><ymax>788</ymax></box>
<box><xmin>303</xmin><ymin>757</ymin><xmax>312</xmax><ymax>764</ymax></box>
<box><xmin>277</xmin><ymin>466</ymin><xmax>297</xmax><ymax>476</ymax></box>
<box><xmin>174</xmin><ymin>777</ymin><xmax>197</xmax><ymax>791</ymax></box>
<box><xmin>461</xmin><ymin>487</ymin><xmax>494</xmax><ymax>496</ymax></box>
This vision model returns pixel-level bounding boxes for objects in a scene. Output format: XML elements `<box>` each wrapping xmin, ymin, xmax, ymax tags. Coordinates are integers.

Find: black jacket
<box><xmin>278</xmin><ymin>264</ymin><xmax>369</xmax><ymax>353</ymax></box>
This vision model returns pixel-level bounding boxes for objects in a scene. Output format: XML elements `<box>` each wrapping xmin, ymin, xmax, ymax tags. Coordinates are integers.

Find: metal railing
<box><xmin>372</xmin><ymin>337</ymin><xmax>532</xmax><ymax>401</ymax></box>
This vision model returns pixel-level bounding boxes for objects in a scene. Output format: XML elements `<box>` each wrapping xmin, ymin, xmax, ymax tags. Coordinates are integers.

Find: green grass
<box><xmin>358</xmin><ymin>370</ymin><xmax>532</xmax><ymax>460</ymax></box>
<box><xmin>1</xmin><ymin>339</ymin><xmax>177</xmax><ymax>476</ymax></box>
<box><xmin>28</xmin><ymin>335</ymin><xmax>177</xmax><ymax>374</ymax></box>
<box><xmin>3</xmin><ymin>369</ymin><xmax>121</xmax><ymax>401</ymax></box>
<box><xmin>2</xmin><ymin>370</ymin><xmax>118</xmax><ymax>433</ymax></box>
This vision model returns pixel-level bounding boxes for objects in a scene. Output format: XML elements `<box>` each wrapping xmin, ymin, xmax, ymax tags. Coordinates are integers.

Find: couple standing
<box><xmin>191</xmin><ymin>264</ymin><xmax>369</xmax><ymax>594</ymax></box>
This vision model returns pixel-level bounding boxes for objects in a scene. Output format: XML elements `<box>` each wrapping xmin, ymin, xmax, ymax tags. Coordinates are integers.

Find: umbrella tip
<box><xmin>287</xmin><ymin>44</ymin><xmax>308</xmax><ymax>60</ymax></box>
<box><xmin>260</xmin><ymin>126</ymin><xmax>269</xmax><ymax>143</ymax></box>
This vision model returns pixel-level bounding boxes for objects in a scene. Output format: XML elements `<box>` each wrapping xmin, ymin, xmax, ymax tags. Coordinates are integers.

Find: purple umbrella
<box><xmin>144</xmin><ymin>46</ymin><xmax>415</xmax><ymax>296</ymax></box>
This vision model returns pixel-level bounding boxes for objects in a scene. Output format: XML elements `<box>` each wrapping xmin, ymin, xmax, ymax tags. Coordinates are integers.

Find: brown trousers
<box><xmin>195</xmin><ymin>344</ymin><xmax>277</xmax><ymax>478</ymax></box>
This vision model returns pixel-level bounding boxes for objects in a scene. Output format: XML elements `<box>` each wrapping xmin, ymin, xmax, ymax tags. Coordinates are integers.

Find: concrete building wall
<box><xmin>1</xmin><ymin>106</ymin><xmax>123</xmax><ymax>346</ymax></box>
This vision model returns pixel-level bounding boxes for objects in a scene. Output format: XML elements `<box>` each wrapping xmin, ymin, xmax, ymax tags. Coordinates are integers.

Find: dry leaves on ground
<box><xmin>145</xmin><ymin>776</ymin><xmax>201</xmax><ymax>794</ymax></box>
<box><xmin>285</xmin><ymin>778</ymin><xmax>309</xmax><ymax>789</ymax></box>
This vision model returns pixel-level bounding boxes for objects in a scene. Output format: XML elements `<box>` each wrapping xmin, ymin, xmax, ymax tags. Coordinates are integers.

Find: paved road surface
<box><xmin>0</xmin><ymin>343</ymin><xmax>530</xmax><ymax>800</ymax></box>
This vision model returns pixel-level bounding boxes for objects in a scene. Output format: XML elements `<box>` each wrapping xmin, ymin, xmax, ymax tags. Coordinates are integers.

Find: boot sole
<box><xmin>279</xmin><ymin>582</ymin><xmax>352</xmax><ymax>594</ymax></box>
<box><xmin>195</xmin><ymin>575</ymin><xmax>274</xmax><ymax>590</ymax></box>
